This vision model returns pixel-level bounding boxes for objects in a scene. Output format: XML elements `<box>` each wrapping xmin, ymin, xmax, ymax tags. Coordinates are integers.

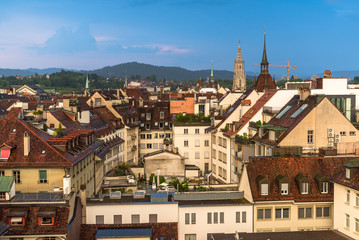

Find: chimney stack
<box><xmin>299</xmin><ymin>87</ymin><xmax>311</xmax><ymax>101</ymax></box>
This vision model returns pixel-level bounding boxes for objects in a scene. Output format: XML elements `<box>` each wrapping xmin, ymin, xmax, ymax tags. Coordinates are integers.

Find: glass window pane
<box><xmin>324</xmin><ymin>207</ymin><xmax>330</xmax><ymax>217</ymax></box>
<box><xmin>275</xmin><ymin>209</ymin><xmax>281</xmax><ymax>219</ymax></box>
<box><xmin>283</xmin><ymin>208</ymin><xmax>289</xmax><ymax>218</ymax></box>
<box><xmin>316</xmin><ymin>207</ymin><xmax>322</xmax><ymax>218</ymax></box>
<box><xmin>257</xmin><ymin>209</ymin><xmax>263</xmax><ymax>220</ymax></box>
<box><xmin>306</xmin><ymin>208</ymin><xmax>312</xmax><ymax>218</ymax></box>
<box><xmin>298</xmin><ymin>208</ymin><xmax>304</xmax><ymax>218</ymax></box>
<box><xmin>208</xmin><ymin>213</ymin><xmax>212</xmax><ymax>224</ymax></box>
<box><xmin>265</xmin><ymin>209</ymin><xmax>271</xmax><ymax>219</ymax></box>
<box><xmin>242</xmin><ymin>212</ymin><xmax>246</xmax><ymax>223</ymax></box>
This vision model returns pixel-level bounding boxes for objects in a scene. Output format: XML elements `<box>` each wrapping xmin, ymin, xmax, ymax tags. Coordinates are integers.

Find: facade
<box><xmin>175</xmin><ymin>192</ymin><xmax>252</xmax><ymax>240</ymax></box>
<box><xmin>173</xmin><ymin>122</ymin><xmax>211</xmax><ymax>174</ymax></box>
<box><xmin>332</xmin><ymin>158</ymin><xmax>359</xmax><ymax>239</ymax></box>
<box><xmin>239</xmin><ymin>156</ymin><xmax>355</xmax><ymax>232</ymax></box>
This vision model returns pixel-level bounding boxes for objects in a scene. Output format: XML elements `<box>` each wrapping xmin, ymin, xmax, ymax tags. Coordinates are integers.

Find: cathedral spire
<box><xmin>261</xmin><ymin>30</ymin><xmax>269</xmax><ymax>74</ymax></box>
<box><xmin>210</xmin><ymin>62</ymin><xmax>214</xmax><ymax>81</ymax></box>
<box><xmin>236</xmin><ymin>40</ymin><xmax>243</xmax><ymax>62</ymax></box>
<box><xmin>232</xmin><ymin>39</ymin><xmax>246</xmax><ymax>92</ymax></box>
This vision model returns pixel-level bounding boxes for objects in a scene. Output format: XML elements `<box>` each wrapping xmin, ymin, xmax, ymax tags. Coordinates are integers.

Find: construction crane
<box><xmin>254</xmin><ymin>60</ymin><xmax>297</xmax><ymax>81</ymax></box>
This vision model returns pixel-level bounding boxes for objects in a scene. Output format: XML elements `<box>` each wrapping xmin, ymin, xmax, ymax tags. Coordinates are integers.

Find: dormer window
<box><xmin>8</xmin><ymin>208</ymin><xmax>27</xmax><ymax>226</ymax></box>
<box><xmin>301</xmin><ymin>182</ymin><xmax>309</xmax><ymax>194</ymax></box>
<box><xmin>41</xmin><ymin>150</ymin><xmax>46</xmax><ymax>155</ymax></box>
<box><xmin>275</xmin><ymin>174</ymin><xmax>290</xmax><ymax>195</ymax></box>
<box><xmin>0</xmin><ymin>149</ymin><xmax>10</xmax><ymax>160</ymax></box>
<box><xmin>256</xmin><ymin>175</ymin><xmax>270</xmax><ymax>196</ymax></box>
<box><xmin>261</xmin><ymin>183</ymin><xmax>269</xmax><ymax>195</ymax></box>
<box><xmin>321</xmin><ymin>182</ymin><xmax>329</xmax><ymax>194</ymax></box>
<box><xmin>346</xmin><ymin>168</ymin><xmax>351</xmax><ymax>179</ymax></box>
<box><xmin>37</xmin><ymin>207</ymin><xmax>55</xmax><ymax>226</ymax></box>
<box><xmin>10</xmin><ymin>217</ymin><xmax>25</xmax><ymax>226</ymax></box>
<box><xmin>281</xmin><ymin>183</ymin><xmax>289</xmax><ymax>195</ymax></box>
<box><xmin>296</xmin><ymin>173</ymin><xmax>310</xmax><ymax>195</ymax></box>
<box><xmin>11</xmin><ymin>129</ymin><xmax>16</xmax><ymax>133</ymax></box>
<box><xmin>315</xmin><ymin>174</ymin><xmax>329</xmax><ymax>194</ymax></box>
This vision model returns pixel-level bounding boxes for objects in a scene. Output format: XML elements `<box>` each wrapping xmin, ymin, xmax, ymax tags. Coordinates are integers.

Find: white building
<box><xmin>175</xmin><ymin>192</ymin><xmax>253</xmax><ymax>240</ymax></box>
<box><xmin>173</xmin><ymin>122</ymin><xmax>211</xmax><ymax>174</ymax></box>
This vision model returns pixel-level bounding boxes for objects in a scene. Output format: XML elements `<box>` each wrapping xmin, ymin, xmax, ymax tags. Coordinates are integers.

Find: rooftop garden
<box><xmin>174</xmin><ymin>113</ymin><xmax>212</xmax><ymax>125</ymax></box>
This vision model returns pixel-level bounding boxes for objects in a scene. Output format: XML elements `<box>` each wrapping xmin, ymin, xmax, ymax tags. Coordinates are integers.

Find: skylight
<box><xmin>276</xmin><ymin>106</ymin><xmax>292</xmax><ymax>119</ymax></box>
<box><xmin>290</xmin><ymin>104</ymin><xmax>308</xmax><ymax>118</ymax></box>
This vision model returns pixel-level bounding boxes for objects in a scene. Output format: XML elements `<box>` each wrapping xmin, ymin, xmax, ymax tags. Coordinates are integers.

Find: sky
<box><xmin>0</xmin><ymin>0</ymin><xmax>359</xmax><ymax>78</ymax></box>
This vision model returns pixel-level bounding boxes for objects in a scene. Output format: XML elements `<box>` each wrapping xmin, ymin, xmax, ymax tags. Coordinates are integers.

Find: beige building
<box><xmin>332</xmin><ymin>158</ymin><xmax>359</xmax><ymax>239</ymax></box>
<box><xmin>239</xmin><ymin>156</ymin><xmax>355</xmax><ymax>232</ymax></box>
<box><xmin>173</xmin><ymin>122</ymin><xmax>211</xmax><ymax>174</ymax></box>
<box><xmin>253</xmin><ymin>93</ymin><xmax>359</xmax><ymax>156</ymax></box>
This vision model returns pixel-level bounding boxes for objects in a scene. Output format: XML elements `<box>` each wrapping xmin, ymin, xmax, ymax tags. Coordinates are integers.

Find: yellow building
<box><xmin>239</xmin><ymin>156</ymin><xmax>355</xmax><ymax>232</ymax></box>
<box><xmin>0</xmin><ymin>108</ymin><xmax>99</xmax><ymax>197</ymax></box>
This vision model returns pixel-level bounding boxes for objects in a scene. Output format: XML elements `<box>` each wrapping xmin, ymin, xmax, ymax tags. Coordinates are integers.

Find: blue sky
<box><xmin>0</xmin><ymin>0</ymin><xmax>358</xmax><ymax>77</ymax></box>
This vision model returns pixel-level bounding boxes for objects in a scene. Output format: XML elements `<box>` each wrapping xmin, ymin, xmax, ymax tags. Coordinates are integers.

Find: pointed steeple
<box><xmin>124</xmin><ymin>71</ymin><xmax>128</xmax><ymax>88</ymax></box>
<box><xmin>261</xmin><ymin>30</ymin><xmax>269</xmax><ymax>74</ymax></box>
<box><xmin>236</xmin><ymin>40</ymin><xmax>243</xmax><ymax>62</ymax></box>
<box><xmin>85</xmin><ymin>74</ymin><xmax>89</xmax><ymax>89</ymax></box>
<box><xmin>211</xmin><ymin>62</ymin><xmax>214</xmax><ymax>81</ymax></box>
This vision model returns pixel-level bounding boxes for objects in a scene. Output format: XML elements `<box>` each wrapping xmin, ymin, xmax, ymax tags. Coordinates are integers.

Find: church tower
<box><xmin>232</xmin><ymin>40</ymin><xmax>246</xmax><ymax>91</ymax></box>
<box><xmin>210</xmin><ymin>62</ymin><xmax>216</xmax><ymax>88</ymax></box>
<box><xmin>253</xmin><ymin>31</ymin><xmax>276</xmax><ymax>92</ymax></box>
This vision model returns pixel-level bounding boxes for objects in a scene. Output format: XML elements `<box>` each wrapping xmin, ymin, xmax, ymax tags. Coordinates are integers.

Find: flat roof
<box><xmin>96</xmin><ymin>228</ymin><xmax>152</xmax><ymax>238</ymax></box>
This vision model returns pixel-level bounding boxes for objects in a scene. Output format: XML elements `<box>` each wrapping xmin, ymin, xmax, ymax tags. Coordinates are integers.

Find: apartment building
<box><xmin>175</xmin><ymin>192</ymin><xmax>252</xmax><ymax>240</ymax></box>
<box><xmin>173</xmin><ymin>122</ymin><xmax>211</xmax><ymax>174</ymax></box>
<box><xmin>239</xmin><ymin>156</ymin><xmax>355</xmax><ymax>232</ymax></box>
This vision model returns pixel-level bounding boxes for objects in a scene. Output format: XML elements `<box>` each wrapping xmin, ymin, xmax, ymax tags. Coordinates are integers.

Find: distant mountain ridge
<box><xmin>86</xmin><ymin>62</ymin><xmax>235</xmax><ymax>81</ymax></box>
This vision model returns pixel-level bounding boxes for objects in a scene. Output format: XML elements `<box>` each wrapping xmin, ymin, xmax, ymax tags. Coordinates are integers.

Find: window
<box><xmin>149</xmin><ymin>214</ymin><xmax>157</xmax><ymax>223</ymax></box>
<box><xmin>350</xmin><ymin>131</ymin><xmax>356</xmax><ymax>136</ymax></box>
<box><xmin>165</xmin><ymin>133</ymin><xmax>171</xmax><ymax>138</ymax></box>
<box><xmin>298</xmin><ymin>207</ymin><xmax>312</xmax><ymax>219</ymax></box>
<box><xmin>131</xmin><ymin>214</ymin><xmax>140</xmax><ymax>224</ymax></box>
<box><xmin>0</xmin><ymin>170</ymin><xmax>4</xmax><ymax>176</ymax></box>
<box><xmin>301</xmin><ymin>182</ymin><xmax>309</xmax><ymax>194</ymax></box>
<box><xmin>184</xmin><ymin>140</ymin><xmax>189</xmax><ymax>147</ymax></box>
<box><xmin>160</xmin><ymin>111</ymin><xmax>164</xmax><ymax>119</ymax></box>
<box><xmin>236</xmin><ymin>212</ymin><xmax>241</xmax><ymax>223</ymax></box>
<box><xmin>275</xmin><ymin>208</ymin><xmax>289</xmax><ymax>219</ymax></box>
<box><xmin>257</xmin><ymin>209</ymin><xmax>271</xmax><ymax>220</ymax></box>
<box><xmin>191</xmin><ymin>213</ymin><xmax>196</xmax><ymax>224</ymax></box>
<box><xmin>347</xmin><ymin>190</ymin><xmax>350</xmax><ymax>203</ymax></box>
<box><xmin>195</xmin><ymin>139</ymin><xmax>200</xmax><ymax>147</ymax></box>
<box><xmin>276</xmin><ymin>106</ymin><xmax>292</xmax><ymax>119</ymax></box>
<box><xmin>0</xmin><ymin>192</ymin><xmax>5</xmax><ymax>200</ymax></box>
<box><xmin>140</xmin><ymin>134</ymin><xmax>145</xmax><ymax>139</ymax></box>
<box><xmin>39</xmin><ymin>217</ymin><xmax>54</xmax><ymax>226</ymax></box>
<box><xmin>146</xmin><ymin>134</ymin><xmax>152</xmax><ymax>139</ymax></box>
<box><xmin>316</xmin><ymin>207</ymin><xmax>330</xmax><ymax>218</ymax></box>
<box><xmin>346</xmin><ymin>168</ymin><xmax>351</xmax><ymax>179</ymax></box>
<box><xmin>0</xmin><ymin>149</ymin><xmax>10</xmax><ymax>160</ymax></box>
<box><xmin>195</xmin><ymin>129</ymin><xmax>199</xmax><ymax>134</ymax></box>
<box><xmin>184</xmin><ymin>129</ymin><xmax>188</xmax><ymax>134</ymax></box>
<box><xmin>13</xmin><ymin>170</ymin><xmax>20</xmax><ymax>184</ymax></box>
<box><xmin>146</xmin><ymin>113</ymin><xmax>151</xmax><ymax>120</ymax></box>
<box><xmin>185</xmin><ymin>213</ymin><xmax>190</xmax><ymax>224</ymax></box>
<box><xmin>147</xmin><ymin>144</ymin><xmax>152</xmax><ymax>149</ymax></box>
<box><xmin>184</xmin><ymin>152</ymin><xmax>189</xmax><ymax>159</ymax></box>
<box><xmin>223</xmin><ymin>139</ymin><xmax>227</xmax><ymax>148</ymax></box>
<box><xmin>290</xmin><ymin>104</ymin><xmax>308</xmax><ymax>118</ymax></box>
<box><xmin>220</xmin><ymin>212</ymin><xmax>224</xmax><ymax>223</ymax></box>
<box><xmin>205</xmin><ymin>140</ymin><xmax>209</xmax><ymax>147</ymax></box>
<box><xmin>195</xmin><ymin>152</ymin><xmax>200</xmax><ymax>159</ymax></box>
<box><xmin>159</xmin><ymin>122</ymin><xmax>164</xmax><ymax>128</ymax></box>
<box><xmin>307</xmin><ymin>130</ymin><xmax>313</xmax><ymax>144</ymax></box>
<box><xmin>39</xmin><ymin>170</ymin><xmax>47</xmax><ymax>184</ymax></box>
<box><xmin>346</xmin><ymin>214</ymin><xmax>350</xmax><ymax>228</ymax></box>
<box><xmin>213</xmin><ymin>212</ymin><xmax>218</xmax><ymax>223</ymax></box>
<box><xmin>185</xmin><ymin>234</ymin><xmax>196</xmax><ymax>240</ymax></box>
<box><xmin>10</xmin><ymin>217</ymin><xmax>24</xmax><ymax>226</ymax></box>
<box><xmin>242</xmin><ymin>212</ymin><xmax>247</xmax><ymax>223</ymax></box>
<box><xmin>281</xmin><ymin>183</ymin><xmax>289</xmax><ymax>195</ymax></box>
<box><xmin>207</xmin><ymin>212</ymin><xmax>212</xmax><ymax>224</ymax></box>
<box><xmin>321</xmin><ymin>182</ymin><xmax>328</xmax><ymax>194</ymax></box>
<box><xmin>340</xmin><ymin>131</ymin><xmax>346</xmax><ymax>136</ymax></box>
<box><xmin>44</xmin><ymin>237</ymin><xmax>56</xmax><ymax>240</ymax></box>
<box><xmin>356</xmin><ymin>218</ymin><xmax>359</xmax><ymax>232</ymax></box>
<box><xmin>261</xmin><ymin>183</ymin><xmax>269</xmax><ymax>195</ymax></box>
<box><xmin>114</xmin><ymin>215</ymin><xmax>122</xmax><ymax>224</ymax></box>
<box><xmin>96</xmin><ymin>215</ymin><xmax>104</xmax><ymax>224</ymax></box>
<box><xmin>204</xmin><ymin>151</ymin><xmax>209</xmax><ymax>159</ymax></box>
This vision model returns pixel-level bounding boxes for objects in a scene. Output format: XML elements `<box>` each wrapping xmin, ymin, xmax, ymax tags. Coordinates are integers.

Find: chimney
<box><xmin>173</xmin><ymin>147</ymin><xmax>178</xmax><ymax>154</ymax></box>
<box><xmin>299</xmin><ymin>87</ymin><xmax>311</xmax><ymax>101</ymax></box>
<box><xmin>324</xmin><ymin>70</ymin><xmax>331</xmax><ymax>78</ymax></box>
<box><xmin>24</xmin><ymin>131</ymin><xmax>30</xmax><ymax>157</ymax></box>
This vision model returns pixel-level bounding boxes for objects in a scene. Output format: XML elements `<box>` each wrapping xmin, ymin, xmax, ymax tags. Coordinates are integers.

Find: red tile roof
<box><xmin>246</xmin><ymin>156</ymin><xmax>356</xmax><ymax>202</ymax></box>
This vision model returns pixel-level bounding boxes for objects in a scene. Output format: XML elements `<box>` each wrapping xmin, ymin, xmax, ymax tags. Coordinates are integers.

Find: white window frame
<box><xmin>321</xmin><ymin>182</ymin><xmax>329</xmax><ymax>194</ymax></box>
<box><xmin>261</xmin><ymin>183</ymin><xmax>269</xmax><ymax>196</ymax></box>
<box><xmin>281</xmin><ymin>183</ymin><xmax>289</xmax><ymax>195</ymax></box>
